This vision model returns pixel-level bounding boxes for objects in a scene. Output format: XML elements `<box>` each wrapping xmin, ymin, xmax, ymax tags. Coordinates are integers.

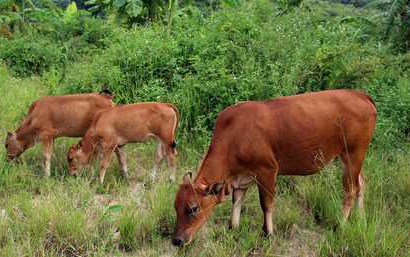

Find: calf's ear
<box><xmin>205</xmin><ymin>182</ymin><xmax>224</xmax><ymax>196</ymax></box>
<box><xmin>182</xmin><ymin>172</ymin><xmax>192</xmax><ymax>184</ymax></box>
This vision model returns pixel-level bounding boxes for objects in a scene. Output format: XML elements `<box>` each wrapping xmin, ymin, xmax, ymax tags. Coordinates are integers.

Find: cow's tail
<box><xmin>167</xmin><ymin>103</ymin><xmax>180</xmax><ymax>155</ymax></box>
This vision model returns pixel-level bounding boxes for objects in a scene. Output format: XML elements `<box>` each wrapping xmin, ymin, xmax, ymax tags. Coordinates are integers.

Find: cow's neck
<box><xmin>15</xmin><ymin>123</ymin><xmax>36</xmax><ymax>150</ymax></box>
<box><xmin>194</xmin><ymin>151</ymin><xmax>230</xmax><ymax>188</ymax></box>
<box><xmin>81</xmin><ymin>133</ymin><xmax>97</xmax><ymax>161</ymax></box>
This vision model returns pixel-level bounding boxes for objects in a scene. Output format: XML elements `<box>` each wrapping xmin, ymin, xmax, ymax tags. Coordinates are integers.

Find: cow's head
<box><xmin>172</xmin><ymin>173</ymin><xmax>225</xmax><ymax>247</ymax></box>
<box><xmin>5</xmin><ymin>132</ymin><xmax>23</xmax><ymax>162</ymax></box>
<box><xmin>66</xmin><ymin>141</ymin><xmax>88</xmax><ymax>175</ymax></box>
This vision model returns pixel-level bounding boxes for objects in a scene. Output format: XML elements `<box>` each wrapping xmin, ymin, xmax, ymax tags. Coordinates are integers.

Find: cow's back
<box><xmin>211</xmin><ymin>90</ymin><xmax>376</xmax><ymax>175</ymax></box>
<box><xmin>92</xmin><ymin>103</ymin><xmax>177</xmax><ymax>142</ymax></box>
<box><xmin>27</xmin><ymin>94</ymin><xmax>113</xmax><ymax>137</ymax></box>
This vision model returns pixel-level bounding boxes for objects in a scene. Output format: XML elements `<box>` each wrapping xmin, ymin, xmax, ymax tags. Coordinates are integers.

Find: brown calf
<box><xmin>173</xmin><ymin>89</ymin><xmax>377</xmax><ymax>246</ymax></box>
<box><xmin>67</xmin><ymin>102</ymin><xmax>179</xmax><ymax>183</ymax></box>
<box><xmin>5</xmin><ymin>92</ymin><xmax>114</xmax><ymax>176</ymax></box>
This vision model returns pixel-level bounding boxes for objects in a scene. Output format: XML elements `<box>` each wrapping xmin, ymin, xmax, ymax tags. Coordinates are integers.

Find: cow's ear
<box><xmin>182</xmin><ymin>172</ymin><xmax>192</xmax><ymax>184</ymax></box>
<box><xmin>7</xmin><ymin>132</ymin><xmax>12</xmax><ymax>138</ymax></box>
<box><xmin>205</xmin><ymin>181</ymin><xmax>224</xmax><ymax>196</ymax></box>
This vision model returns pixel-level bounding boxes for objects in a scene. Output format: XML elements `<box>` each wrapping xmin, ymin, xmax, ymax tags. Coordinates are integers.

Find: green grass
<box><xmin>1</xmin><ymin>63</ymin><xmax>410</xmax><ymax>257</ymax></box>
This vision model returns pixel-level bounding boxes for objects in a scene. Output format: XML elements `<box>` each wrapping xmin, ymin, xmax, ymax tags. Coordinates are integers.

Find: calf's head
<box><xmin>172</xmin><ymin>173</ymin><xmax>225</xmax><ymax>247</ymax></box>
<box><xmin>66</xmin><ymin>142</ymin><xmax>89</xmax><ymax>175</ymax></box>
<box><xmin>5</xmin><ymin>132</ymin><xmax>23</xmax><ymax>162</ymax></box>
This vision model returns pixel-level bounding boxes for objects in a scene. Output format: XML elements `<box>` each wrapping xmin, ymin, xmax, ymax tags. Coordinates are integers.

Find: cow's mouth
<box><xmin>6</xmin><ymin>154</ymin><xmax>19</xmax><ymax>163</ymax></box>
<box><xmin>68</xmin><ymin>167</ymin><xmax>78</xmax><ymax>176</ymax></box>
<box><xmin>172</xmin><ymin>235</ymin><xmax>192</xmax><ymax>247</ymax></box>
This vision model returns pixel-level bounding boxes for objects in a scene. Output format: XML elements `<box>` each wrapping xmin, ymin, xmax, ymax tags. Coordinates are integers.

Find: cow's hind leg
<box><xmin>340</xmin><ymin>148</ymin><xmax>367</xmax><ymax>220</ymax></box>
<box><xmin>230</xmin><ymin>188</ymin><xmax>248</xmax><ymax>229</ymax></box>
<box><xmin>356</xmin><ymin>170</ymin><xmax>365</xmax><ymax>213</ymax></box>
<box><xmin>164</xmin><ymin>143</ymin><xmax>177</xmax><ymax>182</ymax></box>
<box><xmin>115</xmin><ymin>146</ymin><xmax>128</xmax><ymax>180</ymax></box>
<box><xmin>151</xmin><ymin>140</ymin><xmax>165</xmax><ymax>180</ymax></box>
<box><xmin>156</xmin><ymin>139</ymin><xmax>177</xmax><ymax>182</ymax></box>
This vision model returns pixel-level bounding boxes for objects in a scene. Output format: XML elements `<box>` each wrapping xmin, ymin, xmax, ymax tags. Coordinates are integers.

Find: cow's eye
<box><xmin>5</xmin><ymin>144</ymin><xmax>8</xmax><ymax>148</ymax></box>
<box><xmin>187</xmin><ymin>205</ymin><xmax>199</xmax><ymax>217</ymax></box>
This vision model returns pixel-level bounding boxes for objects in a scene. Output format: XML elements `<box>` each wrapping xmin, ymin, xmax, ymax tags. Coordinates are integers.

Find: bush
<box><xmin>60</xmin><ymin>13</ymin><xmax>118</xmax><ymax>61</ymax></box>
<box><xmin>61</xmin><ymin>0</ymin><xmax>409</xmax><ymax>144</ymax></box>
<box><xmin>0</xmin><ymin>36</ymin><xmax>64</xmax><ymax>77</ymax></box>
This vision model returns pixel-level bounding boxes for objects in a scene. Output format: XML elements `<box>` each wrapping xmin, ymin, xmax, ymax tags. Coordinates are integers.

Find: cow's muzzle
<box><xmin>68</xmin><ymin>167</ymin><xmax>78</xmax><ymax>176</ymax></box>
<box><xmin>172</xmin><ymin>237</ymin><xmax>184</xmax><ymax>247</ymax></box>
<box><xmin>6</xmin><ymin>155</ymin><xmax>19</xmax><ymax>164</ymax></box>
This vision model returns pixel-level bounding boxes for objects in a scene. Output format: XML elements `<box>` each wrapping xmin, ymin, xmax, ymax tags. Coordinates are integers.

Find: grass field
<box><xmin>1</xmin><ymin>61</ymin><xmax>410</xmax><ymax>257</ymax></box>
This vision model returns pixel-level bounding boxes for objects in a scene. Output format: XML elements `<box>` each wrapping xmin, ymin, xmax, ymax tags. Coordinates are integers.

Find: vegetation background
<box><xmin>0</xmin><ymin>0</ymin><xmax>410</xmax><ymax>256</ymax></box>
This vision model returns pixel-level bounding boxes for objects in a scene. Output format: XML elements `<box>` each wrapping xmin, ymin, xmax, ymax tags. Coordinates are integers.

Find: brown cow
<box><xmin>5</xmin><ymin>92</ymin><xmax>114</xmax><ymax>176</ymax></box>
<box><xmin>67</xmin><ymin>102</ymin><xmax>179</xmax><ymax>184</ymax></box>
<box><xmin>172</xmin><ymin>89</ymin><xmax>377</xmax><ymax>246</ymax></box>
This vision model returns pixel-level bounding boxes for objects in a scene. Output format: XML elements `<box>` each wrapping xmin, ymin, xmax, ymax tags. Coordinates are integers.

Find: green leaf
<box><xmin>114</xmin><ymin>0</ymin><xmax>126</xmax><ymax>8</ymax></box>
<box><xmin>84</xmin><ymin>0</ymin><xmax>98</xmax><ymax>5</ymax></box>
<box><xmin>87</xmin><ymin>5</ymin><xmax>101</xmax><ymax>12</ymax></box>
<box><xmin>65</xmin><ymin>1</ymin><xmax>78</xmax><ymax>19</ymax></box>
<box><xmin>129</xmin><ymin>0</ymin><xmax>143</xmax><ymax>17</ymax></box>
<box><xmin>107</xmin><ymin>204</ymin><xmax>124</xmax><ymax>212</ymax></box>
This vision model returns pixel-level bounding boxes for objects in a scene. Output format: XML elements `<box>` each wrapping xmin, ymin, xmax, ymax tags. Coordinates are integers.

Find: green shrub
<box><xmin>60</xmin><ymin>0</ymin><xmax>410</xmax><ymax>145</ymax></box>
<box><xmin>0</xmin><ymin>36</ymin><xmax>63</xmax><ymax>77</ymax></box>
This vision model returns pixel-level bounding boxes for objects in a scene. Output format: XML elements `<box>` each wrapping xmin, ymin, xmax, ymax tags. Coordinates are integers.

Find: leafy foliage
<box><xmin>385</xmin><ymin>0</ymin><xmax>410</xmax><ymax>50</ymax></box>
<box><xmin>59</xmin><ymin>0</ymin><xmax>410</xmax><ymax>145</ymax></box>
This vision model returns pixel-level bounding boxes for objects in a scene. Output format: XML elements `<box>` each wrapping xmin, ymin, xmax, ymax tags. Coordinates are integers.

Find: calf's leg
<box><xmin>164</xmin><ymin>145</ymin><xmax>177</xmax><ymax>182</ymax></box>
<box><xmin>115</xmin><ymin>146</ymin><xmax>128</xmax><ymax>180</ymax></box>
<box><xmin>151</xmin><ymin>141</ymin><xmax>165</xmax><ymax>180</ymax></box>
<box><xmin>99</xmin><ymin>145</ymin><xmax>115</xmax><ymax>184</ymax></box>
<box><xmin>40</xmin><ymin>133</ymin><xmax>54</xmax><ymax>177</ymax></box>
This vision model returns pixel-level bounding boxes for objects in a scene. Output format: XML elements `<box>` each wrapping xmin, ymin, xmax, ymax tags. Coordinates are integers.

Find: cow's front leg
<box><xmin>40</xmin><ymin>134</ymin><xmax>54</xmax><ymax>177</ymax></box>
<box><xmin>99</xmin><ymin>146</ymin><xmax>115</xmax><ymax>184</ymax></box>
<box><xmin>230</xmin><ymin>188</ymin><xmax>247</xmax><ymax>229</ymax></box>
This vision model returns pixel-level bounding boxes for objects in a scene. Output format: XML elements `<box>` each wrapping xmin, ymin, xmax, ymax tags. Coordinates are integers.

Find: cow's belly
<box><xmin>276</xmin><ymin>147</ymin><xmax>339</xmax><ymax>176</ymax></box>
<box><xmin>278</xmin><ymin>151</ymin><xmax>336</xmax><ymax>176</ymax></box>
<box><xmin>56</xmin><ymin>127</ymin><xmax>89</xmax><ymax>138</ymax></box>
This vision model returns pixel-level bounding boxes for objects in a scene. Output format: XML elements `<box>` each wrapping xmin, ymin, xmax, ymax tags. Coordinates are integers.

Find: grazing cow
<box><xmin>172</xmin><ymin>89</ymin><xmax>377</xmax><ymax>246</ymax></box>
<box><xmin>67</xmin><ymin>102</ymin><xmax>179</xmax><ymax>183</ymax></box>
<box><xmin>5</xmin><ymin>92</ymin><xmax>114</xmax><ymax>176</ymax></box>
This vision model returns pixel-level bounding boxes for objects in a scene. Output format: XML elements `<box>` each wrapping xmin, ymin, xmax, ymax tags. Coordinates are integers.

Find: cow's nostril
<box><xmin>172</xmin><ymin>238</ymin><xmax>184</xmax><ymax>247</ymax></box>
